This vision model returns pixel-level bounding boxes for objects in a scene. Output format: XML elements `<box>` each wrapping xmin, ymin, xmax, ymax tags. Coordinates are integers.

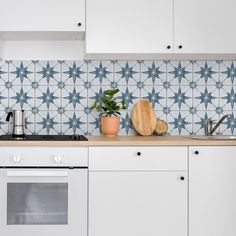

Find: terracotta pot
<box><xmin>101</xmin><ymin>116</ymin><xmax>120</xmax><ymax>137</ymax></box>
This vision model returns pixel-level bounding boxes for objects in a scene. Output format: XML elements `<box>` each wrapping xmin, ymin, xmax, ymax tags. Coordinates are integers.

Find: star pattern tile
<box><xmin>64</xmin><ymin>113</ymin><xmax>85</xmax><ymax>133</ymax></box>
<box><xmin>226</xmin><ymin>114</ymin><xmax>236</xmax><ymax>134</ymax></box>
<box><xmin>121</xmin><ymin>112</ymin><xmax>133</xmax><ymax>135</ymax></box>
<box><xmin>90</xmin><ymin>62</ymin><xmax>111</xmax><ymax>84</ymax></box>
<box><xmin>64</xmin><ymin>87</ymin><xmax>85</xmax><ymax>109</ymax></box>
<box><xmin>119</xmin><ymin>87</ymin><xmax>138</xmax><ymax>109</ymax></box>
<box><xmin>38</xmin><ymin>88</ymin><xmax>58</xmax><ymax>109</ymax></box>
<box><xmin>169</xmin><ymin>88</ymin><xmax>190</xmax><ymax>109</ymax></box>
<box><xmin>143</xmin><ymin>87</ymin><xmax>164</xmax><ymax>109</ymax></box>
<box><xmin>196</xmin><ymin>87</ymin><xmax>216</xmax><ymax>109</ymax></box>
<box><xmin>222</xmin><ymin>62</ymin><xmax>236</xmax><ymax>83</ymax></box>
<box><xmin>116</xmin><ymin>62</ymin><xmax>138</xmax><ymax>84</ymax></box>
<box><xmin>0</xmin><ymin>60</ymin><xmax>235</xmax><ymax>135</ymax></box>
<box><xmin>195</xmin><ymin>113</ymin><xmax>209</xmax><ymax>129</ymax></box>
<box><xmin>222</xmin><ymin>87</ymin><xmax>236</xmax><ymax>109</ymax></box>
<box><xmin>11</xmin><ymin>87</ymin><xmax>32</xmax><ymax>109</ymax></box>
<box><xmin>143</xmin><ymin>62</ymin><xmax>164</xmax><ymax>83</ymax></box>
<box><xmin>169</xmin><ymin>112</ymin><xmax>190</xmax><ymax>134</ymax></box>
<box><xmin>169</xmin><ymin>62</ymin><xmax>191</xmax><ymax>84</ymax></box>
<box><xmin>64</xmin><ymin>61</ymin><xmax>86</xmax><ymax>84</ymax></box>
<box><xmin>37</xmin><ymin>62</ymin><xmax>59</xmax><ymax>84</ymax></box>
<box><xmin>38</xmin><ymin>113</ymin><xmax>58</xmax><ymax>134</ymax></box>
<box><xmin>11</xmin><ymin>62</ymin><xmax>33</xmax><ymax>84</ymax></box>
<box><xmin>195</xmin><ymin>62</ymin><xmax>217</xmax><ymax>83</ymax></box>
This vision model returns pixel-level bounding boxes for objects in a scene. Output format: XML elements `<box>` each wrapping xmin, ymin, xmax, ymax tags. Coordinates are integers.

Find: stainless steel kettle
<box><xmin>6</xmin><ymin>110</ymin><xmax>25</xmax><ymax>137</ymax></box>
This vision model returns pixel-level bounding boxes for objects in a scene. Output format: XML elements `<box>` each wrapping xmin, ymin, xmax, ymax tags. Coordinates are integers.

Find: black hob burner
<box><xmin>0</xmin><ymin>134</ymin><xmax>88</xmax><ymax>141</ymax></box>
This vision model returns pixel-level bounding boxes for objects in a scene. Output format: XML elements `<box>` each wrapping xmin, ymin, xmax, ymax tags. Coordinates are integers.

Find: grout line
<box><xmin>192</xmin><ymin>62</ymin><xmax>194</xmax><ymax>134</ymax></box>
<box><xmin>34</xmin><ymin>61</ymin><xmax>36</xmax><ymax>134</ymax></box>
<box><xmin>60</xmin><ymin>61</ymin><xmax>63</xmax><ymax>134</ymax></box>
<box><xmin>86</xmin><ymin>61</ymin><xmax>89</xmax><ymax>134</ymax></box>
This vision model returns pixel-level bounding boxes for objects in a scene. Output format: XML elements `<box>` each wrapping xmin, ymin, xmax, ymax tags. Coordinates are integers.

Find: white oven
<box><xmin>0</xmin><ymin>147</ymin><xmax>88</xmax><ymax>236</ymax></box>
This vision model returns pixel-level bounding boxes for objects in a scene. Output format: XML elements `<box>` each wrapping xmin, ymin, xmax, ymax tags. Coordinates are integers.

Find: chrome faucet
<box><xmin>204</xmin><ymin>114</ymin><xmax>231</xmax><ymax>136</ymax></box>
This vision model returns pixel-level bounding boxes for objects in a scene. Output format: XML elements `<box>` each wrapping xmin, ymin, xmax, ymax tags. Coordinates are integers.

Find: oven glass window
<box><xmin>7</xmin><ymin>183</ymin><xmax>68</xmax><ymax>225</ymax></box>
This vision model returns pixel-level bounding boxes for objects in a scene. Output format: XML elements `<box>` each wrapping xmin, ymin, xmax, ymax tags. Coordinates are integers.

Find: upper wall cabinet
<box><xmin>175</xmin><ymin>0</ymin><xmax>236</xmax><ymax>53</ymax></box>
<box><xmin>86</xmin><ymin>0</ymin><xmax>236</xmax><ymax>59</ymax></box>
<box><xmin>0</xmin><ymin>0</ymin><xmax>85</xmax><ymax>40</ymax></box>
<box><xmin>85</xmin><ymin>0</ymin><xmax>174</xmax><ymax>59</ymax></box>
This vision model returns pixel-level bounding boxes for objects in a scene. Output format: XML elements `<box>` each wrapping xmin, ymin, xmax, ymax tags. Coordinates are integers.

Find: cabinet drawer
<box><xmin>0</xmin><ymin>147</ymin><xmax>88</xmax><ymax>166</ymax></box>
<box><xmin>89</xmin><ymin>147</ymin><xmax>187</xmax><ymax>171</ymax></box>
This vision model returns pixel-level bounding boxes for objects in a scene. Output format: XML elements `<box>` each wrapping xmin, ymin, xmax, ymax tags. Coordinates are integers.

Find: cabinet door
<box><xmin>89</xmin><ymin>172</ymin><xmax>187</xmax><ymax>236</ymax></box>
<box><xmin>189</xmin><ymin>146</ymin><xmax>236</xmax><ymax>236</ymax></box>
<box><xmin>175</xmin><ymin>0</ymin><xmax>236</xmax><ymax>53</ymax></box>
<box><xmin>0</xmin><ymin>0</ymin><xmax>85</xmax><ymax>31</ymax></box>
<box><xmin>86</xmin><ymin>0</ymin><xmax>173</xmax><ymax>54</ymax></box>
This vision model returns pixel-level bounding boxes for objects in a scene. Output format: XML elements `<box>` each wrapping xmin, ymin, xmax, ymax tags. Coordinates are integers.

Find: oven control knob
<box><xmin>12</xmin><ymin>155</ymin><xmax>21</xmax><ymax>163</ymax></box>
<box><xmin>53</xmin><ymin>155</ymin><xmax>63</xmax><ymax>163</ymax></box>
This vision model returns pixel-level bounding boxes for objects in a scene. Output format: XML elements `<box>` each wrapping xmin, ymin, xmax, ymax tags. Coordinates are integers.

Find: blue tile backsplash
<box><xmin>0</xmin><ymin>60</ymin><xmax>236</xmax><ymax>136</ymax></box>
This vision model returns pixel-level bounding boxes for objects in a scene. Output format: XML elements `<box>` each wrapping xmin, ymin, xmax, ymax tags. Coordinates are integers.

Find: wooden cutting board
<box><xmin>131</xmin><ymin>100</ymin><xmax>157</xmax><ymax>136</ymax></box>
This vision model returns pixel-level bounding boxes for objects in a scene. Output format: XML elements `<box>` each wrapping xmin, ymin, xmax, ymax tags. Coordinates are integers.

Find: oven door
<box><xmin>0</xmin><ymin>168</ymin><xmax>87</xmax><ymax>236</ymax></box>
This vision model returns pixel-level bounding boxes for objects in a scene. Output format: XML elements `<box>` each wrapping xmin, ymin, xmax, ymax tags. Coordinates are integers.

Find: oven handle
<box><xmin>7</xmin><ymin>170</ymin><xmax>69</xmax><ymax>177</ymax></box>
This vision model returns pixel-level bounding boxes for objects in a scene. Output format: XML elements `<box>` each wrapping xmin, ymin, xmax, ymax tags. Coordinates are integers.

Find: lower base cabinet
<box><xmin>189</xmin><ymin>146</ymin><xmax>236</xmax><ymax>236</ymax></box>
<box><xmin>89</xmin><ymin>172</ymin><xmax>187</xmax><ymax>236</ymax></box>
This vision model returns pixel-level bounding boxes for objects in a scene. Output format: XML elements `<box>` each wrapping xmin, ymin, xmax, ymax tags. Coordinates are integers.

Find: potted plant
<box><xmin>91</xmin><ymin>89</ymin><xmax>126</xmax><ymax>137</ymax></box>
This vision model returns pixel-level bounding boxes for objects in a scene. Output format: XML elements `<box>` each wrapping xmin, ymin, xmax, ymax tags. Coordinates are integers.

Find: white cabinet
<box><xmin>0</xmin><ymin>0</ymin><xmax>85</xmax><ymax>42</ymax></box>
<box><xmin>86</xmin><ymin>0</ymin><xmax>236</xmax><ymax>58</ymax></box>
<box><xmin>86</xmin><ymin>0</ymin><xmax>174</xmax><ymax>58</ymax></box>
<box><xmin>175</xmin><ymin>0</ymin><xmax>236</xmax><ymax>53</ymax></box>
<box><xmin>89</xmin><ymin>147</ymin><xmax>188</xmax><ymax>236</ymax></box>
<box><xmin>89</xmin><ymin>172</ymin><xmax>187</xmax><ymax>236</ymax></box>
<box><xmin>0</xmin><ymin>0</ymin><xmax>85</xmax><ymax>59</ymax></box>
<box><xmin>189</xmin><ymin>146</ymin><xmax>236</xmax><ymax>236</ymax></box>
<box><xmin>0</xmin><ymin>0</ymin><xmax>85</xmax><ymax>40</ymax></box>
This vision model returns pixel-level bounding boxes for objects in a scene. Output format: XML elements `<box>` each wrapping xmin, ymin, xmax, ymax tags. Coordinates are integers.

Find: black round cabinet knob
<box><xmin>195</xmin><ymin>150</ymin><xmax>199</xmax><ymax>155</ymax></box>
<box><xmin>178</xmin><ymin>45</ymin><xmax>183</xmax><ymax>49</ymax></box>
<box><xmin>167</xmin><ymin>45</ymin><xmax>171</xmax><ymax>49</ymax></box>
<box><xmin>137</xmin><ymin>152</ymin><xmax>141</xmax><ymax>156</ymax></box>
<box><xmin>78</xmin><ymin>22</ymin><xmax>82</xmax><ymax>27</ymax></box>
<box><xmin>180</xmin><ymin>176</ymin><xmax>185</xmax><ymax>181</ymax></box>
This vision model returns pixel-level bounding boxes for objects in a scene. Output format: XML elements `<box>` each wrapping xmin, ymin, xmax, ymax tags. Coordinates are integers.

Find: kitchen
<box><xmin>0</xmin><ymin>0</ymin><xmax>236</xmax><ymax>236</ymax></box>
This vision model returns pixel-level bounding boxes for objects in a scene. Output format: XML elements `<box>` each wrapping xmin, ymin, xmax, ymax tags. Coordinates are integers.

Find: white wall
<box><xmin>2</xmin><ymin>40</ymin><xmax>84</xmax><ymax>60</ymax></box>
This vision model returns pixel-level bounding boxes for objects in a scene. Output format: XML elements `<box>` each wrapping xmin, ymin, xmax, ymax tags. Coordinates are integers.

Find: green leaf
<box><xmin>91</xmin><ymin>101</ymin><xmax>97</xmax><ymax>109</ymax></box>
<box><xmin>91</xmin><ymin>88</ymin><xmax>127</xmax><ymax>116</ymax></box>
<box><xmin>104</xmin><ymin>89</ymin><xmax>119</xmax><ymax>96</ymax></box>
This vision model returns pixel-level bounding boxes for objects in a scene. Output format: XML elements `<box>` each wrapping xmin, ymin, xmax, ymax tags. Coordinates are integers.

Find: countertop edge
<box><xmin>0</xmin><ymin>136</ymin><xmax>236</xmax><ymax>146</ymax></box>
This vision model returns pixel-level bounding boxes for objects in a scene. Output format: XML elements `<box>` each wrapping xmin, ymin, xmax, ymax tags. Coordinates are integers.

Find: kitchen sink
<box><xmin>185</xmin><ymin>135</ymin><xmax>236</xmax><ymax>140</ymax></box>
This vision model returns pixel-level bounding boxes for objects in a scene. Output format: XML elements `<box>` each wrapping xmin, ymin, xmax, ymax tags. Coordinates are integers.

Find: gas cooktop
<box><xmin>0</xmin><ymin>135</ymin><xmax>88</xmax><ymax>141</ymax></box>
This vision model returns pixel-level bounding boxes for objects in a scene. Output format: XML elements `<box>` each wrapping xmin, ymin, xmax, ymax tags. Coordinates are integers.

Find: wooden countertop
<box><xmin>0</xmin><ymin>136</ymin><xmax>236</xmax><ymax>146</ymax></box>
